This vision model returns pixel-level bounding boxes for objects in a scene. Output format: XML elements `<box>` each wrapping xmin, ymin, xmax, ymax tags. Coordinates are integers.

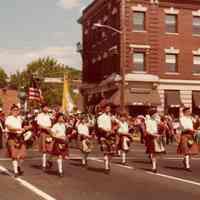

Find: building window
<box><xmin>193</xmin><ymin>55</ymin><xmax>200</xmax><ymax>73</ymax></box>
<box><xmin>165</xmin><ymin>54</ymin><xmax>178</xmax><ymax>72</ymax></box>
<box><xmin>193</xmin><ymin>16</ymin><xmax>200</xmax><ymax>35</ymax></box>
<box><xmin>165</xmin><ymin>14</ymin><xmax>177</xmax><ymax>33</ymax></box>
<box><xmin>133</xmin><ymin>12</ymin><xmax>145</xmax><ymax>31</ymax></box>
<box><xmin>133</xmin><ymin>52</ymin><xmax>145</xmax><ymax>71</ymax></box>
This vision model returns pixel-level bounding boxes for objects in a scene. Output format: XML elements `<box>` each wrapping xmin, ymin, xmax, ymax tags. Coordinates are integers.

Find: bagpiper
<box><xmin>50</xmin><ymin>113</ymin><xmax>69</xmax><ymax>177</ymax></box>
<box><xmin>97</xmin><ymin>105</ymin><xmax>117</xmax><ymax>174</ymax></box>
<box><xmin>177</xmin><ymin>107</ymin><xmax>199</xmax><ymax>171</ymax></box>
<box><xmin>145</xmin><ymin>108</ymin><xmax>166</xmax><ymax>173</ymax></box>
<box><xmin>5</xmin><ymin>104</ymin><xmax>32</xmax><ymax>177</ymax></box>
<box><xmin>36</xmin><ymin>104</ymin><xmax>53</xmax><ymax>172</ymax></box>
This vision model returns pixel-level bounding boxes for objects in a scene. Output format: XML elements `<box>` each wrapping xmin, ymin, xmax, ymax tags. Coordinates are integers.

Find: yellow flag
<box><xmin>62</xmin><ymin>74</ymin><xmax>74</xmax><ymax>113</ymax></box>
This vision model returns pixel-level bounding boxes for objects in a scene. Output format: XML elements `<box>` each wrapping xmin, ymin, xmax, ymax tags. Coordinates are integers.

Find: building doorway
<box><xmin>167</xmin><ymin>107</ymin><xmax>180</xmax><ymax>119</ymax></box>
<box><xmin>129</xmin><ymin>105</ymin><xmax>149</xmax><ymax>117</ymax></box>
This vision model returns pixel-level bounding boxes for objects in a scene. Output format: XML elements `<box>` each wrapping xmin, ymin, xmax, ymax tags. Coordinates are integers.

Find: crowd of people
<box><xmin>0</xmin><ymin>102</ymin><xmax>200</xmax><ymax>178</ymax></box>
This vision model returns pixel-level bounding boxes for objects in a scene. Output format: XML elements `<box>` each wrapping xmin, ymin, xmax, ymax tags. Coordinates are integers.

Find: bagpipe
<box><xmin>7</xmin><ymin>129</ymin><xmax>33</xmax><ymax>149</ymax></box>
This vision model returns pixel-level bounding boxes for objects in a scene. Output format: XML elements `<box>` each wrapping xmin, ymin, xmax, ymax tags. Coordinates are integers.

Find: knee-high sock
<box><xmin>152</xmin><ymin>155</ymin><xmax>157</xmax><ymax>170</ymax></box>
<box><xmin>122</xmin><ymin>151</ymin><xmax>126</xmax><ymax>164</ymax></box>
<box><xmin>104</xmin><ymin>155</ymin><xmax>110</xmax><ymax>170</ymax></box>
<box><xmin>57</xmin><ymin>158</ymin><xmax>63</xmax><ymax>173</ymax></box>
<box><xmin>82</xmin><ymin>153</ymin><xmax>88</xmax><ymax>165</ymax></box>
<box><xmin>12</xmin><ymin>160</ymin><xmax>18</xmax><ymax>174</ymax></box>
<box><xmin>42</xmin><ymin>153</ymin><xmax>47</xmax><ymax>168</ymax></box>
<box><xmin>185</xmin><ymin>155</ymin><xmax>190</xmax><ymax>169</ymax></box>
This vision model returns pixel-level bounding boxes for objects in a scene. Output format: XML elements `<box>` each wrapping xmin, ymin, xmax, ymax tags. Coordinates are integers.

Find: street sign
<box><xmin>44</xmin><ymin>77</ymin><xmax>63</xmax><ymax>83</ymax></box>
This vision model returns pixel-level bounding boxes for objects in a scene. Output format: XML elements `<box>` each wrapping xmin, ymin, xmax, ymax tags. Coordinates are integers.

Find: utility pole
<box><xmin>120</xmin><ymin>0</ymin><xmax>126</xmax><ymax>112</ymax></box>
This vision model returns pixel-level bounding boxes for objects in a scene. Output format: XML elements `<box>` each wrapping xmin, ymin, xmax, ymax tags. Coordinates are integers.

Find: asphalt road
<box><xmin>0</xmin><ymin>143</ymin><xmax>200</xmax><ymax>200</ymax></box>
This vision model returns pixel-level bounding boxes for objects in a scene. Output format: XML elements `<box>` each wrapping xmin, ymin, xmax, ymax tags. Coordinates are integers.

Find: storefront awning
<box><xmin>193</xmin><ymin>91</ymin><xmax>200</xmax><ymax>108</ymax></box>
<box><xmin>110</xmin><ymin>89</ymin><xmax>161</xmax><ymax>106</ymax></box>
<box><xmin>165</xmin><ymin>91</ymin><xmax>182</xmax><ymax>108</ymax></box>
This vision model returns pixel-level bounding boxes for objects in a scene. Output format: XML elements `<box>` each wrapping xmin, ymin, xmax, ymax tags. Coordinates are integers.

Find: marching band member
<box><xmin>51</xmin><ymin>113</ymin><xmax>68</xmax><ymax>177</ymax></box>
<box><xmin>5</xmin><ymin>104</ymin><xmax>31</xmax><ymax>177</ymax></box>
<box><xmin>117</xmin><ymin>113</ymin><xmax>132</xmax><ymax>165</ymax></box>
<box><xmin>36</xmin><ymin>104</ymin><xmax>53</xmax><ymax>172</ymax></box>
<box><xmin>77</xmin><ymin>116</ymin><xmax>92</xmax><ymax>167</ymax></box>
<box><xmin>97</xmin><ymin>105</ymin><xmax>116</xmax><ymax>174</ymax></box>
<box><xmin>178</xmin><ymin>107</ymin><xmax>199</xmax><ymax>171</ymax></box>
<box><xmin>145</xmin><ymin>108</ymin><xmax>165</xmax><ymax>173</ymax></box>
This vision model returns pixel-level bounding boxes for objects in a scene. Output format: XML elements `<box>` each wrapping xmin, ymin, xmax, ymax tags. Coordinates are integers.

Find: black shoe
<box><xmin>104</xmin><ymin>169</ymin><xmax>111</xmax><ymax>175</ymax></box>
<box><xmin>58</xmin><ymin>172</ymin><xmax>64</xmax><ymax>177</ymax></box>
<box><xmin>122</xmin><ymin>162</ymin><xmax>128</xmax><ymax>166</ymax></box>
<box><xmin>152</xmin><ymin>169</ymin><xmax>157</xmax><ymax>173</ymax></box>
<box><xmin>47</xmin><ymin>161</ymin><xmax>53</xmax><ymax>169</ymax></box>
<box><xmin>18</xmin><ymin>167</ymin><xmax>24</xmax><ymax>176</ymax></box>
<box><xmin>14</xmin><ymin>173</ymin><xmax>19</xmax><ymax>178</ymax></box>
<box><xmin>185</xmin><ymin>168</ymin><xmax>192</xmax><ymax>172</ymax></box>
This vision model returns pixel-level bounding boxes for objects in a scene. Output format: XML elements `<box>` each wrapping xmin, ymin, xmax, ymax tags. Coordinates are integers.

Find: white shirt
<box><xmin>5</xmin><ymin>115</ymin><xmax>22</xmax><ymax>134</ymax></box>
<box><xmin>36</xmin><ymin>113</ymin><xmax>52</xmax><ymax>128</ymax></box>
<box><xmin>77</xmin><ymin>123</ymin><xmax>89</xmax><ymax>136</ymax></box>
<box><xmin>51</xmin><ymin>123</ymin><xmax>66</xmax><ymax>139</ymax></box>
<box><xmin>180</xmin><ymin>116</ymin><xmax>193</xmax><ymax>131</ymax></box>
<box><xmin>145</xmin><ymin>117</ymin><xmax>158</xmax><ymax>136</ymax></box>
<box><xmin>97</xmin><ymin>113</ymin><xmax>112</xmax><ymax>131</ymax></box>
<box><xmin>118</xmin><ymin>121</ymin><xmax>129</xmax><ymax>134</ymax></box>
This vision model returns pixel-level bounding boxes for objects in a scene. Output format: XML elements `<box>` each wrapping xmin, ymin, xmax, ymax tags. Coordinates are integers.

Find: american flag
<box><xmin>28</xmin><ymin>77</ymin><xmax>43</xmax><ymax>102</ymax></box>
<box><xmin>28</xmin><ymin>87</ymin><xmax>43</xmax><ymax>102</ymax></box>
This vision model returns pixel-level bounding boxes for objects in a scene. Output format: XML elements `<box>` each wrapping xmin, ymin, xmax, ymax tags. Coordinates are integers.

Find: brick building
<box><xmin>78</xmin><ymin>0</ymin><xmax>200</xmax><ymax>117</ymax></box>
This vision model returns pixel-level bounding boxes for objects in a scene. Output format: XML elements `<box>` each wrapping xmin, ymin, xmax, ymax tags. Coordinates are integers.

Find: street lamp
<box><xmin>93</xmin><ymin>23</ymin><xmax>122</xmax><ymax>34</ymax></box>
<box><xmin>76</xmin><ymin>42</ymin><xmax>83</xmax><ymax>54</ymax></box>
<box><xmin>93</xmin><ymin>0</ymin><xmax>126</xmax><ymax>112</ymax></box>
<box><xmin>18</xmin><ymin>86</ymin><xmax>27</xmax><ymax>113</ymax></box>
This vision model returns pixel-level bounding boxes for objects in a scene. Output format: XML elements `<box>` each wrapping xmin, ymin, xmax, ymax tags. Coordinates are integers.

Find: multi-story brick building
<box><xmin>78</xmin><ymin>0</ymin><xmax>200</xmax><ymax>117</ymax></box>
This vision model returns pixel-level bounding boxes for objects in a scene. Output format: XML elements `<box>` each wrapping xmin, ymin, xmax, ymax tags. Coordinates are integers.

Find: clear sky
<box><xmin>0</xmin><ymin>0</ymin><xmax>92</xmax><ymax>74</ymax></box>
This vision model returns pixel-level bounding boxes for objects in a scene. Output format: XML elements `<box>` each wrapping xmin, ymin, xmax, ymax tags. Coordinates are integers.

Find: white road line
<box><xmin>89</xmin><ymin>158</ymin><xmax>134</xmax><ymax>169</ymax></box>
<box><xmin>147</xmin><ymin>171</ymin><xmax>200</xmax><ymax>187</ymax></box>
<box><xmin>89</xmin><ymin>157</ymin><xmax>200</xmax><ymax>187</ymax></box>
<box><xmin>115</xmin><ymin>164</ymin><xmax>134</xmax><ymax>169</ymax></box>
<box><xmin>164</xmin><ymin>157</ymin><xmax>200</xmax><ymax>160</ymax></box>
<box><xmin>0</xmin><ymin>165</ymin><xmax>57</xmax><ymax>200</ymax></box>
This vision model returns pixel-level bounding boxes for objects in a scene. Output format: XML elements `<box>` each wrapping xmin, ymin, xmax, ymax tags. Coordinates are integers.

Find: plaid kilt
<box><xmin>7</xmin><ymin>133</ymin><xmax>26</xmax><ymax>159</ymax></box>
<box><xmin>177</xmin><ymin>131</ymin><xmax>199</xmax><ymax>155</ymax></box>
<box><xmin>118</xmin><ymin>135</ymin><xmax>132</xmax><ymax>152</ymax></box>
<box><xmin>38</xmin><ymin>129</ymin><xmax>54</xmax><ymax>153</ymax></box>
<box><xmin>145</xmin><ymin>134</ymin><xmax>166</xmax><ymax>154</ymax></box>
<box><xmin>79</xmin><ymin>136</ymin><xmax>92</xmax><ymax>153</ymax></box>
<box><xmin>98</xmin><ymin>129</ymin><xmax>117</xmax><ymax>155</ymax></box>
<box><xmin>51</xmin><ymin>138</ymin><xmax>69</xmax><ymax>159</ymax></box>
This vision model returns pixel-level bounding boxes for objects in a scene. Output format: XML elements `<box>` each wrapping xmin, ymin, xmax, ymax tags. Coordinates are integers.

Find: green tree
<box><xmin>9</xmin><ymin>57</ymin><xmax>81</xmax><ymax>106</ymax></box>
<box><xmin>0</xmin><ymin>67</ymin><xmax>8</xmax><ymax>88</ymax></box>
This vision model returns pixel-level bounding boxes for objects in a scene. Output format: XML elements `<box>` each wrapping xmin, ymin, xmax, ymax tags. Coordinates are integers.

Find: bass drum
<box><xmin>23</xmin><ymin>131</ymin><xmax>34</xmax><ymax>148</ymax></box>
<box><xmin>23</xmin><ymin>131</ymin><xmax>33</xmax><ymax>141</ymax></box>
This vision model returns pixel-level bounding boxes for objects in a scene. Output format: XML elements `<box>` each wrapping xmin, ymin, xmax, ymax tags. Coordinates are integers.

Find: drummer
<box><xmin>5</xmin><ymin>104</ymin><xmax>31</xmax><ymax>177</ymax></box>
